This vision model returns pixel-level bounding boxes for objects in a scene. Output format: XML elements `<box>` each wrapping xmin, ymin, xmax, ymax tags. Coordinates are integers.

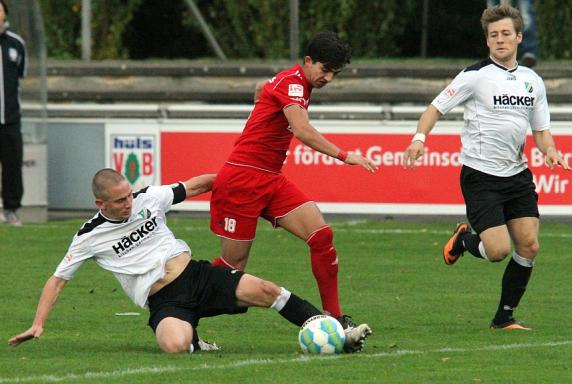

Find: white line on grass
<box><xmin>2</xmin><ymin>340</ymin><xmax>572</xmax><ymax>383</ymax></box>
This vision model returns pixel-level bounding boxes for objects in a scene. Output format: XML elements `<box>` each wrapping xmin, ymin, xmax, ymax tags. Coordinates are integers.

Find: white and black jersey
<box><xmin>54</xmin><ymin>183</ymin><xmax>189</xmax><ymax>308</ymax></box>
<box><xmin>432</xmin><ymin>57</ymin><xmax>550</xmax><ymax>177</ymax></box>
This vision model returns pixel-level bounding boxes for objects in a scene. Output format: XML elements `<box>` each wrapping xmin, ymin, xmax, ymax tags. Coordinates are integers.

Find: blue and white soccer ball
<box><xmin>298</xmin><ymin>315</ymin><xmax>345</xmax><ymax>354</ymax></box>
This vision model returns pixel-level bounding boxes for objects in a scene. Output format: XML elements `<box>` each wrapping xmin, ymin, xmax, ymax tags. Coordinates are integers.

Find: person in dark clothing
<box><xmin>0</xmin><ymin>0</ymin><xmax>27</xmax><ymax>226</ymax></box>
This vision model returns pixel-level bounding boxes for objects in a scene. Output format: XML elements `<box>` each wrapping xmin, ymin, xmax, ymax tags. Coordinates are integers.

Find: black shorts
<box><xmin>460</xmin><ymin>165</ymin><xmax>539</xmax><ymax>234</ymax></box>
<box><xmin>148</xmin><ymin>259</ymin><xmax>247</xmax><ymax>333</ymax></box>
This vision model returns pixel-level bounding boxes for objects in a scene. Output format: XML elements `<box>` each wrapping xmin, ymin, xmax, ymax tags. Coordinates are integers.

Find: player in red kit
<box><xmin>209</xmin><ymin>31</ymin><xmax>378</xmax><ymax>329</ymax></box>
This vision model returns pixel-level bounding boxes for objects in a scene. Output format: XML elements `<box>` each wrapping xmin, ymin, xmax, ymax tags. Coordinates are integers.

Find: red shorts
<box><xmin>210</xmin><ymin>163</ymin><xmax>311</xmax><ymax>240</ymax></box>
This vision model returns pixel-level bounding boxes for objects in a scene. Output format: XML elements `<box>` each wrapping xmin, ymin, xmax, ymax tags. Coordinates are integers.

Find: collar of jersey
<box><xmin>98</xmin><ymin>211</ymin><xmax>129</xmax><ymax>224</ymax></box>
<box><xmin>487</xmin><ymin>56</ymin><xmax>518</xmax><ymax>73</ymax></box>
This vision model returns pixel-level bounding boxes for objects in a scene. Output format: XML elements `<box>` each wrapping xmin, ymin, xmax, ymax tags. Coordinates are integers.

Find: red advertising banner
<box><xmin>161</xmin><ymin>122</ymin><xmax>572</xmax><ymax>215</ymax></box>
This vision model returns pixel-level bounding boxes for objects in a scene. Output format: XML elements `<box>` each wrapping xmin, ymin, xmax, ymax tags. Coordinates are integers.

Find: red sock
<box><xmin>307</xmin><ymin>226</ymin><xmax>341</xmax><ymax>318</ymax></box>
<box><xmin>212</xmin><ymin>257</ymin><xmax>238</xmax><ymax>269</ymax></box>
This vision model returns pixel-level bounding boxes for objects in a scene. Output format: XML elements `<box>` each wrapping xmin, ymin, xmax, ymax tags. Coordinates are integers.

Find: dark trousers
<box><xmin>0</xmin><ymin>123</ymin><xmax>23</xmax><ymax>210</ymax></box>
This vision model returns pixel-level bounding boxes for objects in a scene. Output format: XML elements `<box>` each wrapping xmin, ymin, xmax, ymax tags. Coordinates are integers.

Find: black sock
<box><xmin>278</xmin><ymin>293</ymin><xmax>322</xmax><ymax>327</ymax></box>
<box><xmin>493</xmin><ymin>257</ymin><xmax>533</xmax><ymax>324</ymax></box>
<box><xmin>460</xmin><ymin>232</ymin><xmax>485</xmax><ymax>259</ymax></box>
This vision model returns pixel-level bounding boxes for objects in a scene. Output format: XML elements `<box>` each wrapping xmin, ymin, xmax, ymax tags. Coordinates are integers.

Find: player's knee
<box><xmin>156</xmin><ymin>320</ymin><xmax>194</xmax><ymax>354</ymax></box>
<box><xmin>259</xmin><ymin>279</ymin><xmax>281</xmax><ymax>306</ymax></box>
<box><xmin>306</xmin><ymin>225</ymin><xmax>334</xmax><ymax>250</ymax></box>
<box><xmin>518</xmin><ymin>238</ymin><xmax>540</xmax><ymax>258</ymax></box>
<box><xmin>158</xmin><ymin>335</ymin><xmax>192</xmax><ymax>354</ymax></box>
<box><xmin>487</xmin><ymin>246</ymin><xmax>512</xmax><ymax>262</ymax></box>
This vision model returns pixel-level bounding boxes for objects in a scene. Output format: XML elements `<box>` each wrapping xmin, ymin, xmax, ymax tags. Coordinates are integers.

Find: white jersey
<box><xmin>432</xmin><ymin>57</ymin><xmax>550</xmax><ymax>177</ymax></box>
<box><xmin>54</xmin><ymin>183</ymin><xmax>190</xmax><ymax>308</ymax></box>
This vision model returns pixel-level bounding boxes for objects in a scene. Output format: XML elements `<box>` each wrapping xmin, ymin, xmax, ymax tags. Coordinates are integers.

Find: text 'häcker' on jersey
<box><xmin>53</xmin><ymin>184</ymin><xmax>191</xmax><ymax>308</ymax></box>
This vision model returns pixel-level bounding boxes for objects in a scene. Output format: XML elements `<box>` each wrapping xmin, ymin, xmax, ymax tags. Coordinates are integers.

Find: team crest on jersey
<box><xmin>137</xmin><ymin>208</ymin><xmax>151</xmax><ymax>219</ymax></box>
<box><xmin>288</xmin><ymin>84</ymin><xmax>304</xmax><ymax>97</ymax></box>
<box><xmin>524</xmin><ymin>82</ymin><xmax>533</xmax><ymax>93</ymax></box>
<box><xmin>8</xmin><ymin>48</ymin><xmax>18</xmax><ymax>62</ymax></box>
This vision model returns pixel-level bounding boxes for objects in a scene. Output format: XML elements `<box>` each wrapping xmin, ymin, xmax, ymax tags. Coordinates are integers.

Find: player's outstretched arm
<box><xmin>183</xmin><ymin>174</ymin><xmax>216</xmax><ymax>197</ymax></box>
<box><xmin>8</xmin><ymin>276</ymin><xmax>68</xmax><ymax>347</ymax></box>
<box><xmin>532</xmin><ymin>130</ymin><xmax>571</xmax><ymax>171</ymax></box>
<box><xmin>285</xmin><ymin>105</ymin><xmax>378</xmax><ymax>173</ymax></box>
<box><xmin>403</xmin><ymin>105</ymin><xmax>442</xmax><ymax>169</ymax></box>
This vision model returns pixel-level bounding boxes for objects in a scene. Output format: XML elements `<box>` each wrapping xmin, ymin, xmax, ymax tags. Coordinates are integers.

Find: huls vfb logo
<box><xmin>111</xmin><ymin>135</ymin><xmax>156</xmax><ymax>190</ymax></box>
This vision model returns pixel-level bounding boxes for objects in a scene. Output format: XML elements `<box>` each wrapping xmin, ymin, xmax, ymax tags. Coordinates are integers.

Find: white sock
<box><xmin>512</xmin><ymin>251</ymin><xmax>534</xmax><ymax>267</ymax></box>
<box><xmin>270</xmin><ymin>287</ymin><xmax>291</xmax><ymax>311</ymax></box>
<box><xmin>478</xmin><ymin>241</ymin><xmax>490</xmax><ymax>260</ymax></box>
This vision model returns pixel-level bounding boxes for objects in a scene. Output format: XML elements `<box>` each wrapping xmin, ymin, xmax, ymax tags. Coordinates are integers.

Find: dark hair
<box><xmin>0</xmin><ymin>0</ymin><xmax>8</xmax><ymax>16</ymax></box>
<box><xmin>304</xmin><ymin>31</ymin><xmax>351</xmax><ymax>71</ymax></box>
<box><xmin>481</xmin><ymin>4</ymin><xmax>523</xmax><ymax>36</ymax></box>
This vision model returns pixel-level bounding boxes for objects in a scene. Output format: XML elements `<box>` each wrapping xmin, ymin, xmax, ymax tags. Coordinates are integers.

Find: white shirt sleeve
<box><xmin>54</xmin><ymin>234</ymin><xmax>92</xmax><ymax>280</ymax></box>
<box><xmin>530</xmin><ymin>76</ymin><xmax>550</xmax><ymax>131</ymax></box>
<box><xmin>431</xmin><ymin>70</ymin><xmax>476</xmax><ymax>115</ymax></box>
<box><xmin>145</xmin><ymin>185</ymin><xmax>175</xmax><ymax>213</ymax></box>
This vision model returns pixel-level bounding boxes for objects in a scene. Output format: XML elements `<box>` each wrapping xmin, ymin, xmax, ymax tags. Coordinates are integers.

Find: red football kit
<box><xmin>210</xmin><ymin>63</ymin><xmax>345</xmax><ymax>318</ymax></box>
<box><xmin>210</xmin><ymin>64</ymin><xmax>313</xmax><ymax>240</ymax></box>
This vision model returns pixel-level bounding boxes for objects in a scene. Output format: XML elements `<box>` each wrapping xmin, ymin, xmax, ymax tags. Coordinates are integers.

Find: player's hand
<box><xmin>8</xmin><ymin>326</ymin><xmax>43</xmax><ymax>347</ymax></box>
<box><xmin>345</xmin><ymin>153</ymin><xmax>378</xmax><ymax>173</ymax></box>
<box><xmin>403</xmin><ymin>141</ymin><xmax>424</xmax><ymax>169</ymax></box>
<box><xmin>545</xmin><ymin>148</ymin><xmax>571</xmax><ymax>171</ymax></box>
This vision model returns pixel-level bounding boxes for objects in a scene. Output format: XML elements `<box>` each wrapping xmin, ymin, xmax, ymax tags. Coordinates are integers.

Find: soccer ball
<box><xmin>298</xmin><ymin>315</ymin><xmax>345</xmax><ymax>354</ymax></box>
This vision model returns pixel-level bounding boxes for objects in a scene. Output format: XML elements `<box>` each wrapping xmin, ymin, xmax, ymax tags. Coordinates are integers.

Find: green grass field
<box><xmin>2</xmin><ymin>217</ymin><xmax>572</xmax><ymax>383</ymax></box>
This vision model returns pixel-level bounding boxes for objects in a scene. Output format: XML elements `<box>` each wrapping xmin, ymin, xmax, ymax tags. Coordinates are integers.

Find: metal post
<box><xmin>81</xmin><ymin>0</ymin><xmax>91</xmax><ymax>61</ymax></box>
<box><xmin>184</xmin><ymin>0</ymin><xmax>227</xmax><ymax>61</ymax></box>
<box><xmin>420</xmin><ymin>0</ymin><xmax>429</xmax><ymax>57</ymax></box>
<box><xmin>289</xmin><ymin>0</ymin><xmax>299</xmax><ymax>61</ymax></box>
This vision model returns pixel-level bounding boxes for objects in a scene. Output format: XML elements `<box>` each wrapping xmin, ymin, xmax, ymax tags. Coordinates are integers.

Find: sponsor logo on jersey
<box><xmin>492</xmin><ymin>93</ymin><xmax>535</xmax><ymax>109</ymax></box>
<box><xmin>64</xmin><ymin>253</ymin><xmax>73</xmax><ymax>263</ymax></box>
<box><xmin>445</xmin><ymin>87</ymin><xmax>456</xmax><ymax>97</ymax></box>
<box><xmin>289</xmin><ymin>96</ymin><xmax>310</xmax><ymax>106</ymax></box>
<box><xmin>111</xmin><ymin>135</ymin><xmax>157</xmax><ymax>191</ymax></box>
<box><xmin>112</xmin><ymin>217</ymin><xmax>158</xmax><ymax>256</ymax></box>
<box><xmin>288</xmin><ymin>84</ymin><xmax>304</xmax><ymax>97</ymax></box>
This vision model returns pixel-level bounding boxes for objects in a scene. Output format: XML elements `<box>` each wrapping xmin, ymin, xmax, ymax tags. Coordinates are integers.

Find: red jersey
<box><xmin>226</xmin><ymin>64</ymin><xmax>312</xmax><ymax>173</ymax></box>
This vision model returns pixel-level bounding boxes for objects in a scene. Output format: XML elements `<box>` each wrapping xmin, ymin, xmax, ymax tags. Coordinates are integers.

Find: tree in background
<box><xmin>39</xmin><ymin>0</ymin><xmax>572</xmax><ymax>60</ymax></box>
<box><xmin>536</xmin><ymin>0</ymin><xmax>572</xmax><ymax>60</ymax></box>
<box><xmin>39</xmin><ymin>0</ymin><xmax>141</xmax><ymax>59</ymax></box>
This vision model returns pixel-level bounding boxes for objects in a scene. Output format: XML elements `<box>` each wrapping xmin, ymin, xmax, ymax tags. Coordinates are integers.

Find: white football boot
<box><xmin>343</xmin><ymin>323</ymin><xmax>372</xmax><ymax>353</ymax></box>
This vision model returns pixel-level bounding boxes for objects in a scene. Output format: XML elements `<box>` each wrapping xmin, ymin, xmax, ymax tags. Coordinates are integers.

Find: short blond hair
<box><xmin>481</xmin><ymin>4</ymin><xmax>523</xmax><ymax>36</ymax></box>
<box><xmin>92</xmin><ymin>168</ymin><xmax>125</xmax><ymax>200</ymax></box>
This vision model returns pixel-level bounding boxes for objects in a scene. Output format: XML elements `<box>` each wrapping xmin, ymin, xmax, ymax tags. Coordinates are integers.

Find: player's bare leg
<box><xmin>156</xmin><ymin>317</ymin><xmax>219</xmax><ymax>353</ymax></box>
<box><xmin>479</xmin><ymin>225</ymin><xmax>513</xmax><ymax>261</ymax></box>
<box><xmin>155</xmin><ymin>317</ymin><xmax>195</xmax><ymax>353</ymax></box>
<box><xmin>213</xmin><ymin>238</ymin><xmax>253</xmax><ymax>270</ymax></box>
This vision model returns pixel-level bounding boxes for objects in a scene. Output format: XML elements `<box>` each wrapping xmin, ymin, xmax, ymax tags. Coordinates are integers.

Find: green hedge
<box><xmin>536</xmin><ymin>0</ymin><xmax>572</xmax><ymax>59</ymax></box>
<box><xmin>37</xmin><ymin>0</ymin><xmax>572</xmax><ymax>60</ymax></box>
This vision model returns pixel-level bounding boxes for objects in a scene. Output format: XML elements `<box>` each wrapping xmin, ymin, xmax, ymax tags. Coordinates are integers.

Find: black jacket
<box><xmin>0</xmin><ymin>27</ymin><xmax>26</xmax><ymax>125</ymax></box>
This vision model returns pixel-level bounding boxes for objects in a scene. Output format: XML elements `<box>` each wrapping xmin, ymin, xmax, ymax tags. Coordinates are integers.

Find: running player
<box><xmin>403</xmin><ymin>4</ymin><xmax>569</xmax><ymax>330</ymax></box>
